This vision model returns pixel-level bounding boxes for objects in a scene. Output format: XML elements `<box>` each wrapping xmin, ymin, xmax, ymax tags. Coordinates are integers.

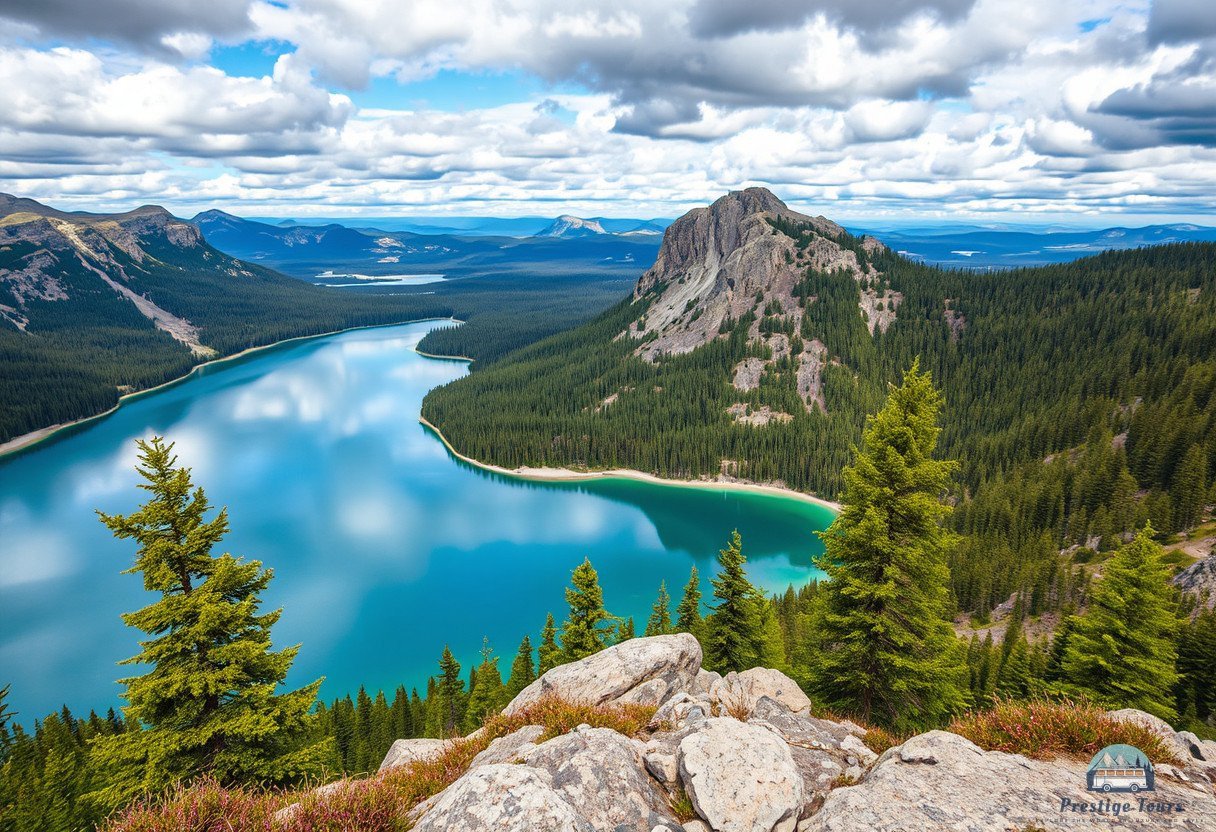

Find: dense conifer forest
<box><xmin>423</xmin><ymin>242</ymin><xmax>1216</xmax><ymax>619</ymax></box>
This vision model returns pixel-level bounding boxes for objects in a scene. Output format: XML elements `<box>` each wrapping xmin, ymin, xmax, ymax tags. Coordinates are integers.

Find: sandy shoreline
<box><xmin>0</xmin><ymin>317</ymin><xmax>462</xmax><ymax>459</ymax></box>
<box><xmin>416</xmin><ymin>413</ymin><xmax>842</xmax><ymax>513</ymax></box>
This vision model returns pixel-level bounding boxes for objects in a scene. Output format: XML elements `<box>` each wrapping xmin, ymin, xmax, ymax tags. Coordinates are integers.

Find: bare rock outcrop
<box><xmin>364</xmin><ymin>636</ymin><xmax>1216</xmax><ymax>832</ymax></box>
<box><xmin>678</xmin><ymin>717</ymin><xmax>805</xmax><ymax>832</ymax></box>
<box><xmin>503</xmin><ymin>633</ymin><xmax>702</xmax><ymax>715</ymax></box>
<box><xmin>624</xmin><ymin>188</ymin><xmax>889</xmax><ymax>412</ymax></box>
<box><xmin>1173</xmin><ymin>554</ymin><xmax>1216</xmax><ymax>611</ymax></box>
<box><xmin>411</xmin><ymin>763</ymin><xmax>594</xmax><ymax>832</ymax></box>
<box><xmin>524</xmin><ymin>726</ymin><xmax>680</xmax><ymax>831</ymax></box>
<box><xmin>379</xmin><ymin>737</ymin><xmax>450</xmax><ymax>772</ymax></box>
<box><xmin>803</xmin><ymin>730</ymin><xmax>1216</xmax><ymax>832</ymax></box>
<box><xmin>709</xmin><ymin>668</ymin><xmax>812</xmax><ymax>718</ymax></box>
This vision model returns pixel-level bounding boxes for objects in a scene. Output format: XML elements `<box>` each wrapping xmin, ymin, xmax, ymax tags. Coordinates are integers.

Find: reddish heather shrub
<box><xmin>860</xmin><ymin>726</ymin><xmax>901</xmax><ymax>756</ymax></box>
<box><xmin>102</xmin><ymin>698</ymin><xmax>658</xmax><ymax>832</ymax></box>
<box><xmin>279</xmin><ymin>779</ymin><xmax>409</xmax><ymax>832</ymax></box>
<box><xmin>948</xmin><ymin>699</ymin><xmax>1182</xmax><ymax>765</ymax></box>
<box><xmin>103</xmin><ymin>777</ymin><xmax>276</xmax><ymax>832</ymax></box>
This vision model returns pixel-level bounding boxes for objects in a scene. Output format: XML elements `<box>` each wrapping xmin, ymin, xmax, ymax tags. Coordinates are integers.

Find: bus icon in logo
<box><xmin>1087</xmin><ymin>744</ymin><xmax>1154</xmax><ymax>793</ymax></box>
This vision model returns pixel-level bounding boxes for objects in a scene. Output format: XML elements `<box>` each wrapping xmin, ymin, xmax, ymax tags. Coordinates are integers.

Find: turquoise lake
<box><xmin>0</xmin><ymin>321</ymin><xmax>832</xmax><ymax>718</ymax></box>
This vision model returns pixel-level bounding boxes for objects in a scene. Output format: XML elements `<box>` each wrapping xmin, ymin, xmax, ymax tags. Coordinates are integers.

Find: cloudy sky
<box><xmin>1</xmin><ymin>0</ymin><xmax>1214</xmax><ymax>222</ymax></box>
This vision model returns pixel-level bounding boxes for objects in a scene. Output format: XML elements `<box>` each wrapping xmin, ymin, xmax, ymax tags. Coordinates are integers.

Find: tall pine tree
<box><xmin>561</xmin><ymin>558</ymin><xmax>614</xmax><ymax>661</ymax></box>
<box><xmin>675</xmin><ymin>566</ymin><xmax>705</xmax><ymax>643</ymax></box>
<box><xmin>812</xmin><ymin>362</ymin><xmax>968</xmax><ymax>731</ymax></box>
<box><xmin>1061</xmin><ymin>527</ymin><xmax>1179</xmax><ymax>720</ymax></box>
<box><xmin>88</xmin><ymin>438</ymin><xmax>328</xmax><ymax>809</ymax></box>
<box><xmin>705</xmin><ymin>531</ymin><xmax>766</xmax><ymax>673</ymax></box>
<box><xmin>505</xmin><ymin>636</ymin><xmax>537</xmax><ymax>700</ymax></box>
<box><xmin>645</xmin><ymin>581</ymin><xmax>673</xmax><ymax>637</ymax></box>
<box><xmin>538</xmin><ymin>613</ymin><xmax>561</xmax><ymax>674</ymax></box>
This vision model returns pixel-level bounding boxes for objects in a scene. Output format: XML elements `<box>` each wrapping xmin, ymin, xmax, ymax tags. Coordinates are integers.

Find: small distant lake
<box><xmin>315</xmin><ymin>272</ymin><xmax>447</xmax><ymax>287</ymax></box>
<box><xmin>0</xmin><ymin>320</ymin><xmax>831</xmax><ymax>719</ymax></box>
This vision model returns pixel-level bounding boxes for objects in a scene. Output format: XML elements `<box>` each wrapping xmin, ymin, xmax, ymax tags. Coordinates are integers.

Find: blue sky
<box><xmin>0</xmin><ymin>0</ymin><xmax>1214</xmax><ymax>223</ymax></box>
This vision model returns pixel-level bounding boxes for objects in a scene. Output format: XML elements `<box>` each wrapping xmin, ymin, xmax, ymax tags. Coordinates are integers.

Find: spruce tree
<box><xmin>644</xmin><ymin>581</ymin><xmax>673</xmax><ymax>637</ymax></box>
<box><xmin>1062</xmin><ymin>527</ymin><xmax>1179</xmax><ymax>719</ymax></box>
<box><xmin>618</xmin><ymin>616</ymin><xmax>636</xmax><ymax>643</ymax></box>
<box><xmin>505</xmin><ymin>636</ymin><xmax>537</xmax><ymax>700</ymax></box>
<box><xmin>561</xmin><ymin>558</ymin><xmax>614</xmax><ymax>661</ymax></box>
<box><xmin>812</xmin><ymin>362</ymin><xmax>968</xmax><ymax>731</ymax></box>
<box><xmin>435</xmin><ymin>646</ymin><xmax>466</xmax><ymax>736</ymax></box>
<box><xmin>463</xmin><ymin>639</ymin><xmax>504</xmax><ymax>733</ymax></box>
<box><xmin>675</xmin><ymin>566</ymin><xmax>705</xmax><ymax>643</ymax></box>
<box><xmin>1176</xmin><ymin>609</ymin><xmax>1216</xmax><ymax>726</ymax></box>
<box><xmin>88</xmin><ymin>438</ymin><xmax>327</xmax><ymax>809</ymax></box>
<box><xmin>705</xmin><ymin>531</ymin><xmax>766</xmax><ymax>672</ymax></box>
<box><xmin>1172</xmin><ymin>444</ymin><xmax>1207</xmax><ymax>531</ymax></box>
<box><xmin>538</xmin><ymin>613</ymin><xmax>561</xmax><ymax>674</ymax></box>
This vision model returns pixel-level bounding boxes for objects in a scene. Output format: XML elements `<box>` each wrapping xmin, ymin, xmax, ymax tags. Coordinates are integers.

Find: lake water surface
<box><xmin>0</xmin><ymin>321</ymin><xmax>831</xmax><ymax>718</ymax></box>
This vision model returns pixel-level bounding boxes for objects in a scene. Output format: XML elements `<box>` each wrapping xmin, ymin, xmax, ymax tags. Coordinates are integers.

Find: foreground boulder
<box><xmin>411</xmin><ymin>764</ymin><xmax>593</xmax><ymax>832</ymax></box>
<box><xmin>709</xmin><ymin>667</ymin><xmax>812</xmax><ymax>718</ymax></box>
<box><xmin>803</xmin><ymin>730</ymin><xmax>1216</xmax><ymax>832</ymax></box>
<box><xmin>379</xmin><ymin>737</ymin><xmax>450</xmax><ymax>772</ymax></box>
<box><xmin>678</xmin><ymin>717</ymin><xmax>805</xmax><ymax>832</ymax></box>
<box><xmin>502</xmin><ymin>633</ymin><xmax>702</xmax><ymax>714</ymax></box>
<box><xmin>524</xmin><ymin>726</ymin><xmax>680</xmax><ymax>831</ymax></box>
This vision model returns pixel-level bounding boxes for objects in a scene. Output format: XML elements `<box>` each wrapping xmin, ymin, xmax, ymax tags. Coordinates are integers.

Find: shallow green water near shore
<box><xmin>0</xmin><ymin>321</ymin><xmax>832</xmax><ymax>718</ymax></box>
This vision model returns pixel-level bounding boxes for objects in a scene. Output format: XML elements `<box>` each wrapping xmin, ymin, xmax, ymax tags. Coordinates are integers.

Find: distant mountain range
<box><xmin>265</xmin><ymin>215</ymin><xmax>673</xmax><ymax>239</ymax></box>
<box><xmin>858</xmin><ymin>223</ymin><xmax>1216</xmax><ymax>269</ymax></box>
<box><xmin>191</xmin><ymin>210</ymin><xmax>663</xmax><ymax>279</ymax></box>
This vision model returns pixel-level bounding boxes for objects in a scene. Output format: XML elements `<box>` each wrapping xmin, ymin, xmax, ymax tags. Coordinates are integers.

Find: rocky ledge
<box><xmin>311</xmin><ymin>635</ymin><xmax>1216</xmax><ymax>831</ymax></box>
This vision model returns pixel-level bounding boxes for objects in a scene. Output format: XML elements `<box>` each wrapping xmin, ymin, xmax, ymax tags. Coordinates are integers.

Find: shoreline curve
<box><xmin>416</xmin><ymin>411</ymin><xmax>842</xmax><ymax>513</ymax></box>
<box><xmin>0</xmin><ymin>317</ymin><xmax>463</xmax><ymax>460</ymax></box>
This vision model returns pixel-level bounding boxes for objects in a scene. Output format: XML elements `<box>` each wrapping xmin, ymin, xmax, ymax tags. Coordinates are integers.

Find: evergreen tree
<box><xmin>88</xmin><ymin>438</ymin><xmax>327</xmax><ymax>809</ymax></box>
<box><xmin>561</xmin><ymin>558</ymin><xmax>614</xmax><ymax>661</ymax></box>
<box><xmin>538</xmin><ymin>613</ymin><xmax>561</xmax><ymax>675</ymax></box>
<box><xmin>644</xmin><ymin>581</ymin><xmax>673</xmax><ymax>637</ymax></box>
<box><xmin>435</xmin><ymin>646</ymin><xmax>466</xmax><ymax>736</ymax></box>
<box><xmin>463</xmin><ymin>639</ymin><xmax>504</xmax><ymax>733</ymax></box>
<box><xmin>1062</xmin><ymin>527</ymin><xmax>1180</xmax><ymax>720</ymax></box>
<box><xmin>0</xmin><ymin>684</ymin><xmax>12</xmax><ymax>758</ymax></box>
<box><xmin>505</xmin><ymin>635</ymin><xmax>537</xmax><ymax>701</ymax></box>
<box><xmin>1172</xmin><ymin>444</ymin><xmax>1208</xmax><ymax>531</ymax></box>
<box><xmin>675</xmin><ymin>566</ymin><xmax>705</xmax><ymax>643</ymax></box>
<box><xmin>1045</xmin><ymin>608</ymin><xmax>1078</xmax><ymax>683</ymax></box>
<box><xmin>812</xmin><ymin>363</ymin><xmax>968</xmax><ymax>731</ymax></box>
<box><xmin>705</xmin><ymin>531</ymin><xmax>766</xmax><ymax>673</ymax></box>
<box><xmin>1176</xmin><ymin>609</ymin><xmax>1216</xmax><ymax>727</ymax></box>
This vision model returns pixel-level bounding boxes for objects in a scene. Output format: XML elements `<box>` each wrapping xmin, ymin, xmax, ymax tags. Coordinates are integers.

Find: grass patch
<box><xmin>104</xmin><ymin>698</ymin><xmax>656</xmax><ymax>832</ymax></box>
<box><xmin>948</xmin><ymin>699</ymin><xmax>1183</xmax><ymax>765</ymax></box>
<box><xmin>668</xmin><ymin>785</ymin><xmax>698</xmax><ymax>823</ymax></box>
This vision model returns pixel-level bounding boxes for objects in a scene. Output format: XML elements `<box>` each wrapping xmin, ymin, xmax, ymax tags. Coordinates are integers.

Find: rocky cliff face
<box><xmin>0</xmin><ymin>195</ymin><xmax>228</xmax><ymax>353</ymax></box>
<box><xmin>625</xmin><ymin>188</ymin><xmax>891</xmax><ymax>414</ymax></box>
<box><xmin>295</xmin><ymin>635</ymin><xmax>1216</xmax><ymax>831</ymax></box>
<box><xmin>1174</xmin><ymin>554</ymin><xmax>1216</xmax><ymax>611</ymax></box>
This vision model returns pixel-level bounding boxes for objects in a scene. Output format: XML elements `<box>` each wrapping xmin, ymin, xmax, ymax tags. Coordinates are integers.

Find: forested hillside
<box><xmin>423</xmin><ymin>190</ymin><xmax>1216</xmax><ymax>619</ymax></box>
<box><xmin>0</xmin><ymin>196</ymin><xmax>638</xmax><ymax>445</ymax></box>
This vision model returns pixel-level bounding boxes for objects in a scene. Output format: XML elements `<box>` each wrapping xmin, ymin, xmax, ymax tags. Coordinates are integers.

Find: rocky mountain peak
<box><xmin>624</xmin><ymin>187</ymin><xmax>893</xmax><ymax>416</ymax></box>
<box><xmin>538</xmin><ymin>215</ymin><xmax>608</xmax><ymax>238</ymax></box>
